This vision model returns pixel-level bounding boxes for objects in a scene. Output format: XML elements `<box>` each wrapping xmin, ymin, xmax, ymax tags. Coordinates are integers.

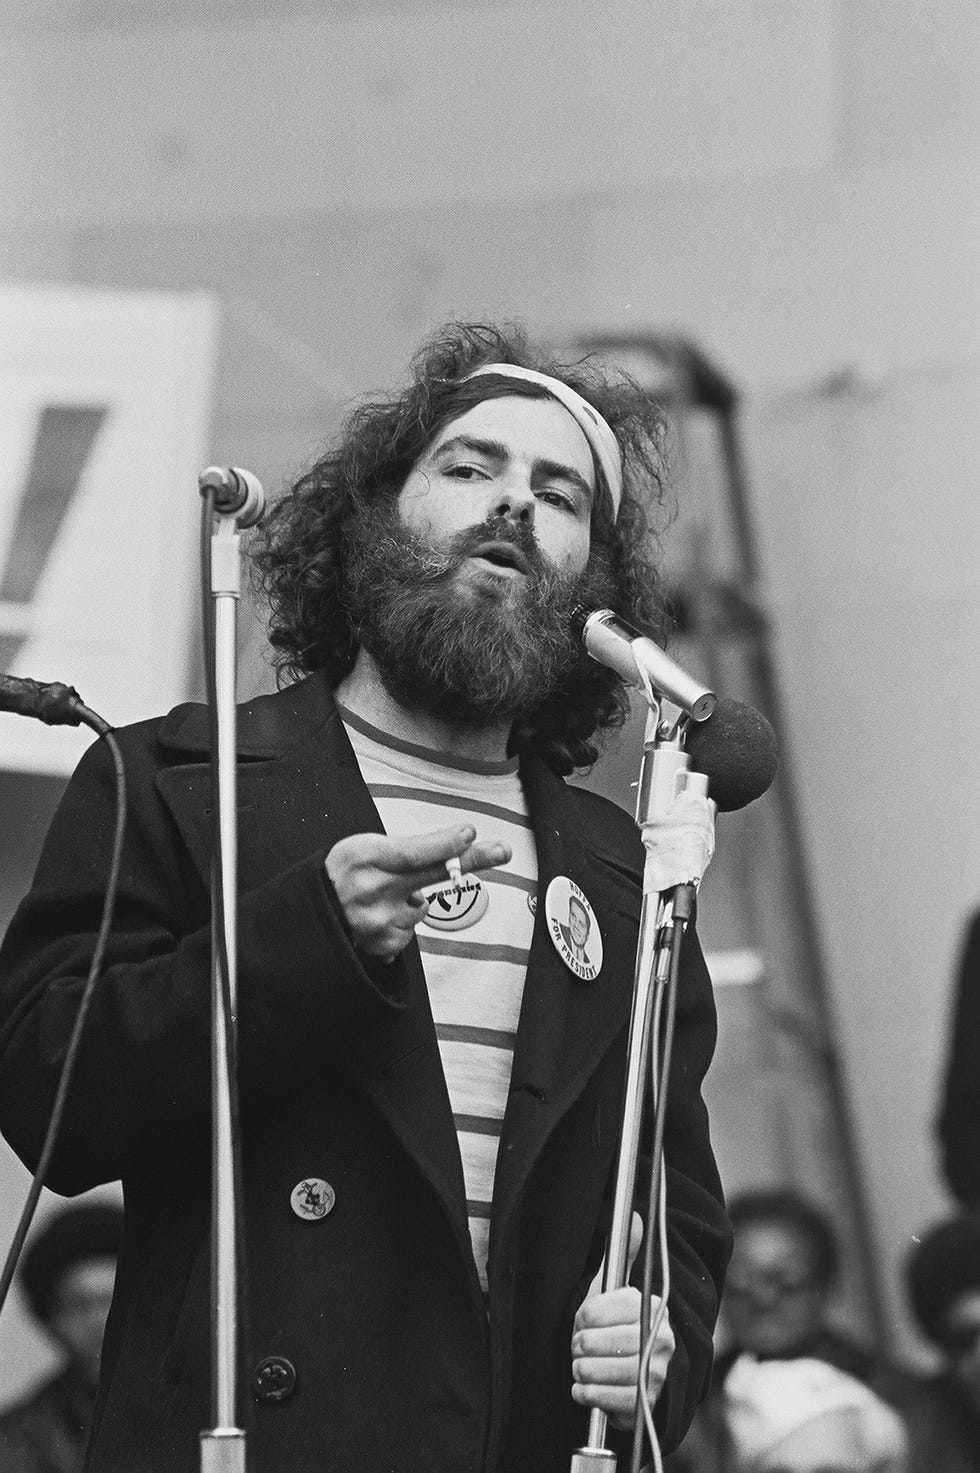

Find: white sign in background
<box><xmin>0</xmin><ymin>284</ymin><xmax>219</xmax><ymax>774</ymax></box>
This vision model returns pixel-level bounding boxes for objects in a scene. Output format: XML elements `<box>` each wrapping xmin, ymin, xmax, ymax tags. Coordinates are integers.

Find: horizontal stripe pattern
<box><xmin>342</xmin><ymin>712</ymin><xmax>537</xmax><ymax>1292</ymax></box>
<box><xmin>366</xmin><ymin>783</ymin><xmax>533</xmax><ymax>830</ymax></box>
<box><xmin>418</xmin><ymin>936</ymin><xmax>530</xmax><ymax>967</ymax></box>
<box><xmin>426</xmin><ymin>957</ymin><xmax>526</xmax><ymax>1035</ymax></box>
<box><xmin>437</xmin><ymin>1023</ymin><xmax>516</xmax><ymax>1049</ymax></box>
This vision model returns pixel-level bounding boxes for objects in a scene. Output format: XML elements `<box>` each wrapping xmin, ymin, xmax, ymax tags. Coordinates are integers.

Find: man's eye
<box><xmin>446</xmin><ymin>463</ymin><xmax>487</xmax><ymax>481</ymax></box>
<box><xmin>538</xmin><ymin>489</ymin><xmax>575</xmax><ymax>510</ymax></box>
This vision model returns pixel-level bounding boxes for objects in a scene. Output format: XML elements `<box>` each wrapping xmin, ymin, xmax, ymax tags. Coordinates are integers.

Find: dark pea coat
<box><xmin>0</xmin><ymin>674</ymin><xmax>731</xmax><ymax>1472</ymax></box>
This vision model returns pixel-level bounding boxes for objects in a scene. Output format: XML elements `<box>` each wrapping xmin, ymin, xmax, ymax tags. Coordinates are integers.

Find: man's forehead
<box><xmin>427</xmin><ymin>396</ymin><xmax>597</xmax><ymax>482</ymax></box>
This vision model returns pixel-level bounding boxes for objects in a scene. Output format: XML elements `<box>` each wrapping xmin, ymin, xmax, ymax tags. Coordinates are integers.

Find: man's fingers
<box><xmin>407</xmin><ymin>839</ymin><xmax>512</xmax><ymax>894</ymax></box>
<box><xmin>325</xmin><ymin>826</ymin><xmax>511</xmax><ymax>960</ymax></box>
<box><xmin>571</xmin><ymin>1322</ymin><xmax>640</xmax><ymax>1359</ymax></box>
<box><xmin>381</xmin><ymin>825</ymin><xmax>478</xmax><ymax>874</ymax></box>
<box><xmin>575</xmin><ymin>1286</ymin><xmax>642</xmax><ymax>1332</ymax></box>
<box><xmin>461</xmin><ymin>839</ymin><xmax>512</xmax><ymax>874</ymax></box>
<box><xmin>329</xmin><ymin>828</ymin><xmax>511</xmax><ymax>892</ymax></box>
<box><xmin>572</xmin><ymin>1354</ymin><xmax>640</xmax><ymax>1387</ymax></box>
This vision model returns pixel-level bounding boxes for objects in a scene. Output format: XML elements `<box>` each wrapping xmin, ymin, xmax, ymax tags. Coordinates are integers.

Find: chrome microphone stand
<box><xmin>198</xmin><ymin>467</ymin><xmax>265</xmax><ymax>1473</ymax></box>
<box><xmin>571</xmin><ymin>617</ymin><xmax>715</xmax><ymax>1473</ymax></box>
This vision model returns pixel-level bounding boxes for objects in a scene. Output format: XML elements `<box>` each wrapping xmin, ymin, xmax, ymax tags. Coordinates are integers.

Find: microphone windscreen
<box><xmin>683</xmin><ymin>698</ymin><xmax>778</xmax><ymax>812</ymax></box>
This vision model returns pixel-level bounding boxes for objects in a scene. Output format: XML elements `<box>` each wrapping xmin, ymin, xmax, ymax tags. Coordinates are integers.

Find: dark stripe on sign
<box><xmin>0</xmin><ymin>404</ymin><xmax>108</xmax><ymax>672</ymax></box>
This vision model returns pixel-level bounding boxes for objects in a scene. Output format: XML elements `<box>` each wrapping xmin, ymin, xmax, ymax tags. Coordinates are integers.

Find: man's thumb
<box><xmin>587</xmin><ymin>1212</ymin><xmax>645</xmax><ymax>1298</ymax></box>
<box><xmin>626</xmin><ymin>1210</ymin><xmax>644</xmax><ymax>1276</ymax></box>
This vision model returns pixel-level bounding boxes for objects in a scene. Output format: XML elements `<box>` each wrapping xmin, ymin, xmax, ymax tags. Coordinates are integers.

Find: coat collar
<box><xmin>157</xmin><ymin>669</ymin><xmax>340</xmax><ymax>760</ymax></box>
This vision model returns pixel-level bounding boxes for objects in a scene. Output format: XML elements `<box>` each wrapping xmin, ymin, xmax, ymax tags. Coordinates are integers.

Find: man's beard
<box><xmin>342</xmin><ymin>504</ymin><xmax>616</xmax><ymax>728</ymax></box>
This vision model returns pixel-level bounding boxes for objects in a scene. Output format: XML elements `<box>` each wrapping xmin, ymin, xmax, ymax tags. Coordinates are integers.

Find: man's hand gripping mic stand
<box><xmin>571</xmin><ymin>614</ymin><xmax>716</xmax><ymax>1473</ymax></box>
<box><xmin>198</xmin><ymin>467</ymin><xmax>265</xmax><ymax>1473</ymax></box>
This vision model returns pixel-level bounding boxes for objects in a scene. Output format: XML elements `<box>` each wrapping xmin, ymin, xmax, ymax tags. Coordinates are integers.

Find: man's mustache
<box><xmin>400</xmin><ymin>516</ymin><xmax>550</xmax><ymax>584</ymax></box>
<box><xmin>433</xmin><ymin>518</ymin><xmax>545</xmax><ymax>580</ymax></box>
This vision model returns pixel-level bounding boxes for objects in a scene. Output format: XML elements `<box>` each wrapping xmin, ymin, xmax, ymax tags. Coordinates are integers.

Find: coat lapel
<box><xmin>491</xmin><ymin>754</ymin><xmax>640</xmax><ymax>1231</ymax></box>
<box><xmin>153</xmin><ymin>674</ymin><xmax>472</xmax><ymax>1259</ymax></box>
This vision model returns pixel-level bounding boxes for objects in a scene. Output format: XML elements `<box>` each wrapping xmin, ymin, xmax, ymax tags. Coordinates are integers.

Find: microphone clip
<box><xmin>199</xmin><ymin>466</ymin><xmax>266</xmax><ymax>528</ymax></box>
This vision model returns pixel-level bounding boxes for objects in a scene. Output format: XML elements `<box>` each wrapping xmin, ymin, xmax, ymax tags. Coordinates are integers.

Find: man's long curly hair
<box><xmin>252</xmin><ymin>322</ymin><xmax>673</xmax><ymax>774</ymax></box>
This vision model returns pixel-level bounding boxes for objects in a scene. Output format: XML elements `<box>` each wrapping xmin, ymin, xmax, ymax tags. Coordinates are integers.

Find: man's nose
<box><xmin>493</xmin><ymin>473</ymin><xmax>535</xmax><ymax>524</ymax></box>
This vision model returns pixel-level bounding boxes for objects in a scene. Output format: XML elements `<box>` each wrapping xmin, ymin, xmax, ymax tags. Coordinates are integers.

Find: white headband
<box><xmin>465</xmin><ymin>363</ymin><xmax>624</xmax><ymax>517</ymax></box>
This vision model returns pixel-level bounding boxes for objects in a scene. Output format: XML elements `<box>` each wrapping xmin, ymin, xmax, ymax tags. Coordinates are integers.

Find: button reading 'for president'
<box><xmin>290</xmin><ymin>1178</ymin><xmax>335</xmax><ymax>1221</ymax></box>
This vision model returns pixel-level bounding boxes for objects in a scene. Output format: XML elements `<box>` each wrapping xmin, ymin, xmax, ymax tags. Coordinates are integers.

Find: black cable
<box><xmin>630</xmin><ymin>896</ymin><xmax>689</xmax><ymax>1473</ymax></box>
<box><xmin>0</xmin><ymin>723</ymin><xmax>127</xmax><ymax>1319</ymax></box>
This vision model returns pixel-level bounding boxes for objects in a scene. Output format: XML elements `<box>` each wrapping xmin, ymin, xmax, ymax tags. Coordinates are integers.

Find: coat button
<box><xmin>290</xmin><ymin>1178</ymin><xmax>335</xmax><ymax>1220</ymax></box>
<box><xmin>253</xmin><ymin>1355</ymin><xmax>297</xmax><ymax>1403</ymax></box>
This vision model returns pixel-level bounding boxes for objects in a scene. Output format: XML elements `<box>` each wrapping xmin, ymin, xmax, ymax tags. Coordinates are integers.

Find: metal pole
<box><xmin>201</xmin><ymin>514</ymin><xmax>246</xmax><ymax>1472</ymax></box>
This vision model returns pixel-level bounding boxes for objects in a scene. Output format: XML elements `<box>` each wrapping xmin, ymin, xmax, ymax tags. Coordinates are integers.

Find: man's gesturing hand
<box><xmin>325</xmin><ymin>824</ymin><xmax>511</xmax><ymax>961</ymax></box>
<box><xmin>571</xmin><ymin>1212</ymin><xmax>675</xmax><ymax>1431</ymax></box>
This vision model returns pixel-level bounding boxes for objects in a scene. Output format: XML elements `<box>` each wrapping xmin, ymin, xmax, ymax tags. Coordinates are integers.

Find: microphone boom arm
<box><xmin>582</xmin><ymin>611</ymin><xmax>716</xmax><ymax>722</ymax></box>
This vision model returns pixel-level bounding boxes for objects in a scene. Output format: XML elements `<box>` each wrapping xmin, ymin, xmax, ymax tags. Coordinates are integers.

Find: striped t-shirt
<box><xmin>339</xmin><ymin>705</ymin><xmax>537</xmax><ymax>1290</ymax></box>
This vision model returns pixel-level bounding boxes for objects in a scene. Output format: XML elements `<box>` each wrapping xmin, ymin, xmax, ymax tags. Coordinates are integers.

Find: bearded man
<box><xmin>0</xmin><ymin>323</ymin><xmax>731</xmax><ymax>1472</ymax></box>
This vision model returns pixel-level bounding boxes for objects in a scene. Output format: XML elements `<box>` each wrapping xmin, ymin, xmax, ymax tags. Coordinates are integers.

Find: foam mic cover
<box><xmin>0</xmin><ymin>674</ymin><xmax>84</xmax><ymax>726</ymax></box>
<box><xmin>684</xmin><ymin>698</ymin><xmax>778</xmax><ymax>812</ymax></box>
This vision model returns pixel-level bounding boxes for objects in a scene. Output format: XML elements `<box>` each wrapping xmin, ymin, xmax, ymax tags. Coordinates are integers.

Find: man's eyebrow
<box><xmin>431</xmin><ymin>434</ymin><xmax>509</xmax><ymax>464</ymax></box>
<box><xmin>534</xmin><ymin>457</ymin><xmax>594</xmax><ymax>504</ymax></box>
<box><xmin>431</xmin><ymin>435</ymin><xmax>593</xmax><ymax>502</ymax></box>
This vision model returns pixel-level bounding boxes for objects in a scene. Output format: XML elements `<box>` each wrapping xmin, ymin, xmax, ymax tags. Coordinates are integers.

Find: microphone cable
<box><xmin>630</xmin><ymin>884</ymin><xmax>693</xmax><ymax>1473</ymax></box>
<box><xmin>0</xmin><ymin>705</ymin><xmax>126</xmax><ymax>1320</ymax></box>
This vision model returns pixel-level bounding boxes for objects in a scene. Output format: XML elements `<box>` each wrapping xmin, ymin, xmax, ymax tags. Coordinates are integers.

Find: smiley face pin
<box><xmin>544</xmin><ymin>876</ymin><xmax>602</xmax><ymax>980</ymax></box>
<box><xmin>421</xmin><ymin>875</ymin><xmax>490</xmax><ymax>932</ymax></box>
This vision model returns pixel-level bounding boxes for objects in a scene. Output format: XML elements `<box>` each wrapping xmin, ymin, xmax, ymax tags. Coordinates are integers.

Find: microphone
<box><xmin>575</xmin><ymin>609</ymin><xmax>778</xmax><ymax>811</ymax></box>
<box><xmin>684</xmin><ymin>697</ymin><xmax>778</xmax><ymax>811</ymax></box>
<box><xmin>578</xmin><ymin>609</ymin><xmax>716</xmax><ymax>720</ymax></box>
<box><xmin>198</xmin><ymin>466</ymin><xmax>266</xmax><ymax>527</ymax></box>
<box><xmin>0</xmin><ymin>674</ymin><xmax>111</xmax><ymax>735</ymax></box>
<box><xmin>0</xmin><ymin>675</ymin><xmax>84</xmax><ymax>726</ymax></box>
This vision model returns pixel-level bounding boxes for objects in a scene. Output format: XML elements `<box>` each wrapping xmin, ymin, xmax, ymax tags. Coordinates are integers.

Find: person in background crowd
<box><xmin>666</xmin><ymin>1189</ymin><xmax>885</xmax><ymax>1472</ymax></box>
<box><xmin>0</xmin><ymin>1203</ymin><xmax>122</xmax><ymax>1473</ymax></box>
<box><xmin>900</xmin><ymin>1212</ymin><xmax>980</xmax><ymax>1472</ymax></box>
<box><xmin>937</xmin><ymin>909</ymin><xmax>980</xmax><ymax>1207</ymax></box>
<box><xmin>0</xmin><ymin>323</ymin><xmax>730</xmax><ymax>1472</ymax></box>
<box><xmin>722</xmin><ymin>1356</ymin><xmax>908</xmax><ymax>1473</ymax></box>
<box><xmin>715</xmin><ymin>1190</ymin><xmax>877</xmax><ymax>1384</ymax></box>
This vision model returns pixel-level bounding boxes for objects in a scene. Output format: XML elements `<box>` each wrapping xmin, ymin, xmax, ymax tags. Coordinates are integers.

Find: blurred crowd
<box><xmin>665</xmin><ymin>1190</ymin><xmax>980</xmax><ymax>1473</ymax></box>
<box><xmin>0</xmin><ymin>1203</ymin><xmax>120</xmax><ymax>1473</ymax></box>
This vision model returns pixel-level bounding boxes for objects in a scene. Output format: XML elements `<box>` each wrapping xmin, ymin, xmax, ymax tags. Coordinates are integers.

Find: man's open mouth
<box><xmin>469</xmin><ymin>541</ymin><xmax>530</xmax><ymax>575</ymax></box>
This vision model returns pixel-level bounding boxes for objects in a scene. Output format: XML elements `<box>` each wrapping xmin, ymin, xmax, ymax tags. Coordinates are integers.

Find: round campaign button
<box><xmin>422</xmin><ymin>876</ymin><xmax>490</xmax><ymax>932</ymax></box>
<box><xmin>544</xmin><ymin>876</ymin><xmax>603</xmax><ymax>981</ymax></box>
<box><xmin>290</xmin><ymin>1178</ymin><xmax>335</xmax><ymax>1221</ymax></box>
